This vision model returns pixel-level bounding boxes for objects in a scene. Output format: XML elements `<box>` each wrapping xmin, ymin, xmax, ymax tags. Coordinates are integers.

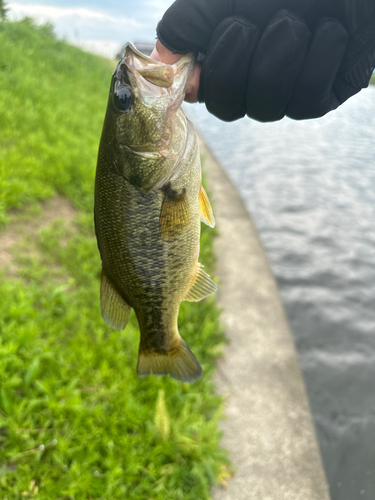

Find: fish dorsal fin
<box><xmin>159</xmin><ymin>184</ymin><xmax>191</xmax><ymax>241</ymax></box>
<box><xmin>100</xmin><ymin>269</ymin><xmax>131</xmax><ymax>331</ymax></box>
<box><xmin>185</xmin><ymin>263</ymin><xmax>218</xmax><ymax>302</ymax></box>
<box><xmin>199</xmin><ymin>185</ymin><xmax>215</xmax><ymax>228</ymax></box>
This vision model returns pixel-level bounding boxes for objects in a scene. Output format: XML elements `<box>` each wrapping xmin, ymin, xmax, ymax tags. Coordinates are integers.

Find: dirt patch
<box><xmin>0</xmin><ymin>196</ymin><xmax>77</xmax><ymax>276</ymax></box>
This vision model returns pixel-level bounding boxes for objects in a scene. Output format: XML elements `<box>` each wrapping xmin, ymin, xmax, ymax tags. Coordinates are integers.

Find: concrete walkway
<box><xmin>198</xmin><ymin>136</ymin><xmax>331</xmax><ymax>500</ymax></box>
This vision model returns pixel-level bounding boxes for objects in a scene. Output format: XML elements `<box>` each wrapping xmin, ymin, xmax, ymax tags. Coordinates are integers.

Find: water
<box><xmin>186</xmin><ymin>87</ymin><xmax>375</xmax><ymax>500</ymax></box>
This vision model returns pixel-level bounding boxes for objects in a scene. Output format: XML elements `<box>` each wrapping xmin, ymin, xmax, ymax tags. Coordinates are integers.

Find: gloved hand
<box><xmin>156</xmin><ymin>0</ymin><xmax>375</xmax><ymax>122</ymax></box>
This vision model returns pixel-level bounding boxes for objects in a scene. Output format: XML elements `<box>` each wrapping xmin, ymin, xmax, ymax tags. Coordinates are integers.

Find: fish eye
<box><xmin>113</xmin><ymin>85</ymin><xmax>133</xmax><ymax>112</ymax></box>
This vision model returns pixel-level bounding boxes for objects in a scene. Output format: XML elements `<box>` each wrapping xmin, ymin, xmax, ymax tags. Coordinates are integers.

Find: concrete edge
<box><xmin>197</xmin><ymin>134</ymin><xmax>331</xmax><ymax>500</ymax></box>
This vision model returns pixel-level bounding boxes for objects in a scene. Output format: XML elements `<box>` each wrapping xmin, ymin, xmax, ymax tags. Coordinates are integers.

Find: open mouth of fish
<box><xmin>112</xmin><ymin>42</ymin><xmax>194</xmax><ymax>183</ymax></box>
<box><xmin>122</xmin><ymin>41</ymin><xmax>191</xmax><ymax>89</ymax></box>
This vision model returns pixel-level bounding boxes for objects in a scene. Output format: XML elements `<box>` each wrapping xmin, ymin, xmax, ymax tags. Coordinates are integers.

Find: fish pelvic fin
<box><xmin>185</xmin><ymin>263</ymin><xmax>218</xmax><ymax>302</ymax></box>
<box><xmin>100</xmin><ymin>269</ymin><xmax>131</xmax><ymax>331</ymax></box>
<box><xmin>137</xmin><ymin>338</ymin><xmax>202</xmax><ymax>383</ymax></box>
<box><xmin>199</xmin><ymin>185</ymin><xmax>215</xmax><ymax>228</ymax></box>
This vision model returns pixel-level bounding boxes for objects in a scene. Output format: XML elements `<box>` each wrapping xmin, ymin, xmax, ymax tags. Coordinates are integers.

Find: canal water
<box><xmin>186</xmin><ymin>86</ymin><xmax>375</xmax><ymax>500</ymax></box>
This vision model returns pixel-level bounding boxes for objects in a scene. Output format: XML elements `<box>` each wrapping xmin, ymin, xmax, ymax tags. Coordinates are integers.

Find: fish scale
<box><xmin>94</xmin><ymin>42</ymin><xmax>217</xmax><ymax>382</ymax></box>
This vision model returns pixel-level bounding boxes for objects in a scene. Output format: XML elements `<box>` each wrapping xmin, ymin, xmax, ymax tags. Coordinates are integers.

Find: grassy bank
<box><xmin>0</xmin><ymin>19</ymin><xmax>229</xmax><ymax>499</ymax></box>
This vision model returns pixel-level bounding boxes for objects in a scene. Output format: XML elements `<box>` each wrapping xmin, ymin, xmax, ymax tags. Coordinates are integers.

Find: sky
<box><xmin>7</xmin><ymin>0</ymin><xmax>174</xmax><ymax>58</ymax></box>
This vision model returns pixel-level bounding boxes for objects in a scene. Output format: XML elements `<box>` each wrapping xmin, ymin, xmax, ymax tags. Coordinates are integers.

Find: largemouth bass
<box><xmin>94</xmin><ymin>42</ymin><xmax>217</xmax><ymax>383</ymax></box>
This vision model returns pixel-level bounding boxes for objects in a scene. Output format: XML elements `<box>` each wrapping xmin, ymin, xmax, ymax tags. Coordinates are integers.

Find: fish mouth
<box><xmin>123</xmin><ymin>42</ymin><xmax>193</xmax><ymax>89</ymax></box>
<box><xmin>115</xmin><ymin>43</ymin><xmax>195</xmax><ymax>166</ymax></box>
<box><xmin>120</xmin><ymin>42</ymin><xmax>195</xmax><ymax>106</ymax></box>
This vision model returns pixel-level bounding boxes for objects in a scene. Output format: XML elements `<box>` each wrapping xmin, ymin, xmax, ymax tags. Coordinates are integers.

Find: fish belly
<box><xmin>95</xmin><ymin>166</ymin><xmax>200</xmax><ymax>346</ymax></box>
<box><xmin>94</xmin><ymin>122</ymin><xmax>205</xmax><ymax>381</ymax></box>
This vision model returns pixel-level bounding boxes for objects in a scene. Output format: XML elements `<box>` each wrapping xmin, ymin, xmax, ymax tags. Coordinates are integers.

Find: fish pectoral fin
<box><xmin>159</xmin><ymin>184</ymin><xmax>191</xmax><ymax>241</ymax></box>
<box><xmin>185</xmin><ymin>263</ymin><xmax>218</xmax><ymax>302</ymax></box>
<box><xmin>100</xmin><ymin>269</ymin><xmax>131</xmax><ymax>331</ymax></box>
<box><xmin>199</xmin><ymin>185</ymin><xmax>215</xmax><ymax>228</ymax></box>
<box><xmin>137</xmin><ymin>337</ymin><xmax>202</xmax><ymax>383</ymax></box>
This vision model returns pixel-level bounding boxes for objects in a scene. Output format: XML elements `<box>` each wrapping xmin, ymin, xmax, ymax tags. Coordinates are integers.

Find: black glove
<box><xmin>157</xmin><ymin>0</ymin><xmax>375</xmax><ymax>122</ymax></box>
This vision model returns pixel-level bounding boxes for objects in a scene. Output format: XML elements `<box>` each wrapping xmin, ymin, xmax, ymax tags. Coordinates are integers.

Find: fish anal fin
<box><xmin>100</xmin><ymin>269</ymin><xmax>131</xmax><ymax>331</ymax></box>
<box><xmin>137</xmin><ymin>337</ymin><xmax>202</xmax><ymax>382</ymax></box>
<box><xmin>199</xmin><ymin>185</ymin><xmax>215</xmax><ymax>228</ymax></box>
<box><xmin>185</xmin><ymin>263</ymin><xmax>218</xmax><ymax>302</ymax></box>
<box><xmin>159</xmin><ymin>183</ymin><xmax>191</xmax><ymax>241</ymax></box>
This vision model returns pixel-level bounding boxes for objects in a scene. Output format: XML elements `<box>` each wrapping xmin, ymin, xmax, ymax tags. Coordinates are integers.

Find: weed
<box><xmin>0</xmin><ymin>19</ymin><xmax>230</xmax><ymax>499</ymax></box>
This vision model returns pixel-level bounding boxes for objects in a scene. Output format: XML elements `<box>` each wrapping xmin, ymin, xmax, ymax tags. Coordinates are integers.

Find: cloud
<box><xmin>142</xmin><ymin>0</ymin><xmax>173</xmax><ymax>21</ymax></box>
<box><xmin>8</xmin><ymin>3</ymin><xmax>142</xmax><ymax>26</ymax></box>
<box><xmin>7</xmin><ymin>2</ymin><xmax>151</xmax><ymax>57</ymax></box>
<box><xmin>72</xmin><ymin>39</ymin><xmax>123</xmax><ymax>59</ymax></box>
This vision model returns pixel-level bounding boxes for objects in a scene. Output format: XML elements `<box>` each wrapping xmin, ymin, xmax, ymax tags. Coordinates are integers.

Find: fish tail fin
<box><xmin>137</xmin><ymin>337</ymin><xmax>202</xmax><ymax>383</ymax></box>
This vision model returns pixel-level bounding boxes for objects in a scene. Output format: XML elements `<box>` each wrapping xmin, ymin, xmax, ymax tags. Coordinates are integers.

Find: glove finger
<box><xmin>246</xmin><ymin>10</ymin><xmax>310</xmax><ymax>122</ymax></box>
<box><xmin>199</xmin><ymin>17</ymin><xmax>259</xmax><ymax>122</ymax></box>
<box><xmin>332</xmin><ymin>76</ymin><xmax>361</xmax><ymax>108</ymax></box>
<box><xmin>333</xmin><ymin>3</ymin><xmax>375</xmax><ymax>106</ymax></box>
<box><xmin>157</xmin><ymin>0</ymin><xmax>231</xmax><ymax>54</ymax></box>
<box><xmin>235</xmin><ymin>0</ymin><xmax>317</xmax><ymax>30</ymax></box>
<box><xmin>156</xmin><ymin>0</ymin><xmax>318</xmax><ymax>56</ymax></box>
<box><xmin>337</xmin><ymin>8</ymin><xmax>375</xmax><ymax>90</ymax></box>
<box><xmin>287</xmin><ymin>18</ymin><xmax>348</xmax><ymax>120</ymax></box>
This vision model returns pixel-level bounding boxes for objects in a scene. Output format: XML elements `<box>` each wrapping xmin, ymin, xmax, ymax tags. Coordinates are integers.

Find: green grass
<box><xmin>0</xmin><ymin>19</ymin><xmax>230</xmax><ymax>499</ymax></box>
<box><xmin>0</xmin><ymin>18</ymin><xmax>112</xmax><ymax>223</ymax></box>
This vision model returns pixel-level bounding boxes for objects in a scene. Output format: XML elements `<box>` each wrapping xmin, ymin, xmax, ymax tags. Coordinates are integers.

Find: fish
<box><xmin>94</xmin><ymin>42</ymin><xmax>217</xmax><ymax>383</ymax></box>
